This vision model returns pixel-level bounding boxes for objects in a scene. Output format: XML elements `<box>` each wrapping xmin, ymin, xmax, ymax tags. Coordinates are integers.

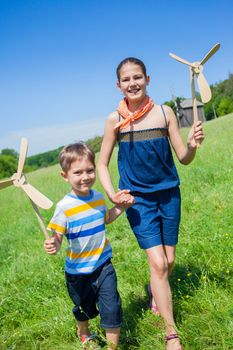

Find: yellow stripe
<box><xmin>67</xmin><ymin>239</ymin><xmax>109</xmax><ymax>259</ymax></box>
<box><xmin>64</xmin><ymin>199</ymin><xmax>105</xmax><ymax>217</ymax></box>
<box><xmin>47</xmin><ymin>222</ymin><xmax>66</xmax><ymax>234</ymax></box>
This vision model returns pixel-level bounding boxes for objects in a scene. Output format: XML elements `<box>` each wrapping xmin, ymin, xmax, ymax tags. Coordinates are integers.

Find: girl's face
<box><xmin>117</xmin><ymin>62</ymin><xmax>150</xmax><ymax>103</ymax></box>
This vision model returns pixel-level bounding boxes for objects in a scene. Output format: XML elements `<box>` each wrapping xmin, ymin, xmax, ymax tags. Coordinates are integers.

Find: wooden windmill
<box><xmin>169</xmin><ymin>43</ymin><xmax>220</xmax><ymax>125</ymax></box>
<box><xmin>0</xmin><ymin>138</ymin><xmax>52</xmax><ymax>239</ymax></box>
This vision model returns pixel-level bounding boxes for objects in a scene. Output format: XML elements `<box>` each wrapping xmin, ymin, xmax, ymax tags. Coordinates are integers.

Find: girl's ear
<box><xmin>116</xmin><ymin>81</ymin><xmax>122</xmax><ymax>91</ymax></box>
<box><xmin>61</xmin><ymin>171</ymin><xmax>69</xmax><ymax>182</ymax></box>
<box><xmin>146</xmin><ymin>75</ymin><xmax>150</xmax><ymax>85</ymax></box>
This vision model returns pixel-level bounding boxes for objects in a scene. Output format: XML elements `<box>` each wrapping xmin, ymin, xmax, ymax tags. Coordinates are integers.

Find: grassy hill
<box><xmin>0</xmin><ymin>114</ymin><xmax>232</xmax><ymax>349</ymax></box>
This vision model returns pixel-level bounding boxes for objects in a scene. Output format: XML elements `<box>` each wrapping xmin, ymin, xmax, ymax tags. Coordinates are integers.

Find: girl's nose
<box><xmin>129</xmin><ymin>78</ymin><xmax>137</xmax><ymax>85</ymax></box>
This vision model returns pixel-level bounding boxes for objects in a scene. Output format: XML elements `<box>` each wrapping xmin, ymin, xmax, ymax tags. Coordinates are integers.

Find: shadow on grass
<box><xmin>171</xmin><ymin>263</ymin><xmax>202</xmax><ymax>292</ymax></box>
<box><xmin>118</xmin><ymin>264</ymin><xmax>202</xmax><ymax>349</ymax></box>
<box><xmin>120</xmin><ymin>294</ymin><xmax>148</xmax><ymax>349</ymax></box>
<box><xmin>117</xmin><ymin>262</ymin><xmax>232</xmax><ymax>349</ymax></box>
<box><xmin>169</xmin><ymin>264</ymin><xmax>202</xmax><ymax>323</ymax></box>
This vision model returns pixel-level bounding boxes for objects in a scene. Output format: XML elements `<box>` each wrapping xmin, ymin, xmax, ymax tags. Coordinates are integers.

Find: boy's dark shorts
<box><xmin>65</xmin><ymin>260</ymin><xmax>122</xmax><ymax>328</ymax></box>
<box><xmin>126</xmin><ymin>187</ymin><xmax>181</xmax><ymax>249</ymax></box>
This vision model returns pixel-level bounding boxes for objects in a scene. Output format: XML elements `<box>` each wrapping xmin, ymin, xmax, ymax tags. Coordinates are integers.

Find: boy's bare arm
<box><xmin>44</xmin><ymin>233</ymin><xmax>63</xmax><ymax>255</ymax></box>
<box><xmin>105</xmin><ymin>194</ymin><xmax>135</xmax><ymax>224</ymax></box>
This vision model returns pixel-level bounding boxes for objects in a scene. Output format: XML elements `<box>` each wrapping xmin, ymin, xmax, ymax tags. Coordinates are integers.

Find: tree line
<box><xmin>1</xmin><ymin>74</ymin><xmax>232</xmax><ymax>179</ymax></box>
<box><xmin>0</xmin><ymin>136</ymin><xmax>103</xmax><ymax>180</ymax></box>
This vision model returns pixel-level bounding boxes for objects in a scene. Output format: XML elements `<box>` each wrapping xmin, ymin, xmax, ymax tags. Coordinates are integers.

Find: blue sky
<box><xmin>0</xmin><ymin>0</ymin><xmax>232</xmax><ymax>155</ymax></box>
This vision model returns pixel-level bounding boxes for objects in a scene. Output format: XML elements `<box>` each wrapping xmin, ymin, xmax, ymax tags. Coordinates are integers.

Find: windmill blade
<box><xmin>169</xmin><ymin>53</ymin><xmax>195</xmax><ymax>67</ymax></box>
<box><xmin>20</xmin><ymin>183</ymin><xmax>53</xmax><ymax>209</ymax></box>
<box><xmin>197</xmin><ymin>72</ymin><xmax>212</xmax><ymax>103</ymax></box>
<box><xmin>200</xmin><ymin>43</ymin><xmax>221</xmax><ymax>66</ymax></box>
<box><xmin>0</xmin><ymin>178</ymin><xmax>14</xmax><ymax>190</ymax></box>
<box><xmin>16</xmin><ymin>138</ymin><xmax>28</xmax><ymax>179</ymax></box>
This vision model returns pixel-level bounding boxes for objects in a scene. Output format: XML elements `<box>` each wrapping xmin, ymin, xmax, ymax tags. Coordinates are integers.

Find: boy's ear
<box><xmin>61</xmin><ymin>171</ymin><xmax>69</xmax><ymax>182</ymax></box>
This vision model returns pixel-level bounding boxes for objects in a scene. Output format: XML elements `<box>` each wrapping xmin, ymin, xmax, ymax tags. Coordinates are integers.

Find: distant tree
<box><xmin>0</xmin><ymin>155</ymin><xmax>17</xmax><ymax>179</ymax></box>
<box><xmin>203</xmin><ymin>73</ymin><xmax>233</xmax><ymax>120</ymax></box>
<box><xmin>217</xmin><ymin>96</ymin><xmax>233</xmax><ymax>116</ymax></box>
<box><xmin>27</xmin><ymin>147</ymin><xmax>63</xmax><ymax>168</ymax></box>
<box><xmin>1</xmin><ymin>148</ymin><xmax>18</xmax><ymax>158</ymax></box>
<box><xmin>164</xmin><ymin>99</ymin><xmax>176</xmax><ymax>113</ymax></box>
<box><xmin>86</xmin><ymin>136</ymin><xmax>103</xmax><ymax>153</ymax></box>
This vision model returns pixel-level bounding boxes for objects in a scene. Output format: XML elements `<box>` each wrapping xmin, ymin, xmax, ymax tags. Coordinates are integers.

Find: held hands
<box><xmin>110</xmin><ymin>189</ymin><xmax>135</xmax><ymax>208</ymax></box>
<box><xmin>187</xmin><ymin>121</ymin><xmax>205</xmax><ymax>149</ymax></box>
<box><xmin>44</xmin><ymin>237</ymin><xmax>60</xmax><ymax>255</ymax></box>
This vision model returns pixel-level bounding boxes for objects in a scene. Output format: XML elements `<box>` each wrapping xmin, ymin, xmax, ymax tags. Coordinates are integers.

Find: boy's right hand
<box><xmin>44</xmin><ymin>237</ymin><xmax>59</xmax><ymax>255</ymax></box>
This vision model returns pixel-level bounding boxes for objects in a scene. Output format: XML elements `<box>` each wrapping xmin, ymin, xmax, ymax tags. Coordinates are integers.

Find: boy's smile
<box><xmin>62</xmin><ymin>157</ymin><xmax>96</xmax><ymax>197</ymax></box>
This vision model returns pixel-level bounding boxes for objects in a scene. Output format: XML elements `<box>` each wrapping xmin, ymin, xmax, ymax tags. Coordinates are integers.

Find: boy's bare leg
<box><xmin>77</xmin><ymin>320</ymin><xmax>90</xmax><ymax>337</ymax></box>
<box><xmin>105</xmin><ymin>327</ymin><xmax>120</xmax><ymax>350</ymax></box>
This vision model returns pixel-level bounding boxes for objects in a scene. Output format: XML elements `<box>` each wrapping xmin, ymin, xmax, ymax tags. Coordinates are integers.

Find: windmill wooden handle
<box><xmin>30</xmin><ymin>199</ymin><xmax>50</xmax><ymax>239</ymax></box>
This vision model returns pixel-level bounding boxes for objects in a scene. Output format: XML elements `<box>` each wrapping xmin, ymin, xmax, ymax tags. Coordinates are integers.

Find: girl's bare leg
<box><xmin>150</xmin><ymin>245</ymin><xmax>176</xmax><ymax>312</ymax></box>
<box><xmin>146</xmin><ymin>246</ymin><xmax>182</xmax><ymax>350</ymax></box>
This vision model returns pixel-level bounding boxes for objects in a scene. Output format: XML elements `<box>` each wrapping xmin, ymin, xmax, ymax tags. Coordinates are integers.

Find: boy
<box><xmin>44</xmin><ymin>142</ymin><xmax>134</xmax><ymax>350</ymax></box>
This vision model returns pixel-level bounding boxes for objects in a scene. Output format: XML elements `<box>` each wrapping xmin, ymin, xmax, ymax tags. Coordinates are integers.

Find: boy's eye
<box><xmin>88</xmin><ymin>169</ymin><xmax>95</xmax><ymax>174</ymax></box>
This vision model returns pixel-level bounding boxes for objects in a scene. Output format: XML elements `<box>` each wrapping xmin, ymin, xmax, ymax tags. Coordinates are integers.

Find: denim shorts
<box><xmin>126</xmin><ymin>187</ymin><xmax>181</xmax><ymax>249</ymax></box>
<box><xmin>65</xmin><ymin>260</ymin><xmax>122</xmax><ymax>328</ymax></box>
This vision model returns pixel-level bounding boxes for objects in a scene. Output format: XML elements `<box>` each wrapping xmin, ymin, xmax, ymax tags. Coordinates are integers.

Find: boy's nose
<box><xmin>82</xmin><ymin>173</ymin><xmax>89</xmax><ymax>179</ymax></box>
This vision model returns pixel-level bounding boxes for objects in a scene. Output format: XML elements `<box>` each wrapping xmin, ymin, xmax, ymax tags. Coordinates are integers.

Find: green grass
<box><xmin>0</xmin><ymin>114</ymin><xmax>233</xmax><ymax>349</ymax></box>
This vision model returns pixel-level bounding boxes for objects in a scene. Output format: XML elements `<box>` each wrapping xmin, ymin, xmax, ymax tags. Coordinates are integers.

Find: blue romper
<box><xmin>117</xmin><ymin>106</ymin><xmax>181</xmax><ymax>249</ymax></box>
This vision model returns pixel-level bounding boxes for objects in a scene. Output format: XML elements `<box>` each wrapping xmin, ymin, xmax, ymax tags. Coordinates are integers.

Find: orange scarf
<box><xmin>114</xmin><ymin>95</ymin><xmax>154</xmax><ymax>130</ymax></box>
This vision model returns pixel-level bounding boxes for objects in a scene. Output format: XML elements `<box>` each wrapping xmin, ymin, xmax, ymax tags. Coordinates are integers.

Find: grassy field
<box><xmin>0</xmin><ymin>114</ymin><xmax>233</xmax><ymax>350</ymax></box>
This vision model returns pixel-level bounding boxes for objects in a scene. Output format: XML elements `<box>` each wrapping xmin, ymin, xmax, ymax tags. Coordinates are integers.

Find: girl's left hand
<box><xmin>111</xmin><ymin>189</ymin><xmax>135</xmax><ymax>205</ymax></box>
<box><xmin>188</xmin><ymin>121</ymin><xmax>205</xmax><ymax>148</ymax></box>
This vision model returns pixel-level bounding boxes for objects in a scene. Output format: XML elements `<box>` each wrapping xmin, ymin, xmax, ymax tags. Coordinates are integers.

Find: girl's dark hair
<box><xmin>59</xmin><ymin>142</ymin><xmax>95</xmax><ymax>172</ymax></box>
<box><xmin>116</xmin><ymin>57</ymin><xmax>147</xmax><ymax>81</ymax></box>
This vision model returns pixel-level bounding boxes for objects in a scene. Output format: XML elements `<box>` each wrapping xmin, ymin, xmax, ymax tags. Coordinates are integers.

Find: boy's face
<box><xmin>61</xmin><ymin>157</ymin><xmax>96</xmax><ymax>197</ymax></box>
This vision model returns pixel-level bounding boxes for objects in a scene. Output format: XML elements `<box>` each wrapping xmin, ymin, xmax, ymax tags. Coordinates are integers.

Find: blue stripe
<box><xmin>66</xmin><ymin>223</ymin><xmax>105</xmax><ymax>240</ymax></box>
<box><xmin>65</xmin><ymin>248</ymin><xmax>112</xmax><ymax>269</ymax></box>
<box><xmin>69</xmin><ymin>211</ymin><xmax>105</xmax><ymax>229</ymax></box>
<box><xmin>65</xmin><ymin>256</ymin><xmax>112</xmax><ymax>275</ymax></box>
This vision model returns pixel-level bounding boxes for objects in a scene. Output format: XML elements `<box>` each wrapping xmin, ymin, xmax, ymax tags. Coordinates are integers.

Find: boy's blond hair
<box><xmin>59</xmin><ymin>142</ymin><xmax>95</xmax><ymax>172</ymax></box>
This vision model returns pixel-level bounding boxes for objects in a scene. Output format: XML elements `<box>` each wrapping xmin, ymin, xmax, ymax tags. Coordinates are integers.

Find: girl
<box><xmin>97</xmin><ymin>57</ymin><xmax>204</xmax><ymax>350</ymax></box>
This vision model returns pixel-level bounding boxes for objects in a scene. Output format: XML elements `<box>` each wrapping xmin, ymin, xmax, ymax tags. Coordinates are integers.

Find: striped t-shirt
<box><xmin>47</xmin><ymin>189</ymin><xmax>112</xmax><ymax>275</ymax></box>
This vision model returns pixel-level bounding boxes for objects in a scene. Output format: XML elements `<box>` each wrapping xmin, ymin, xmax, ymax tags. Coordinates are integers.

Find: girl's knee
<box><xmin>149</xmin><ymin>256</ymin><xmax>168</xmax><ymax>277</ymax></box>
<box><xmin>167</xmin><ymin>256</ymin><xmax>175</xmax><ymax>268</ymax></box>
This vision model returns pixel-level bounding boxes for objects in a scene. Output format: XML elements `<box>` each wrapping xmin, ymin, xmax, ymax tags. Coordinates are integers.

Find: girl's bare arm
<box><xmin>98</xmin><ymin>112</ymin><xmax>133</xmax><ymax>204</ymax></box>
<box><xmin>164</xmin><ymin>105</ymin><xmax>204</xmax><ymax>165</ymax></box>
